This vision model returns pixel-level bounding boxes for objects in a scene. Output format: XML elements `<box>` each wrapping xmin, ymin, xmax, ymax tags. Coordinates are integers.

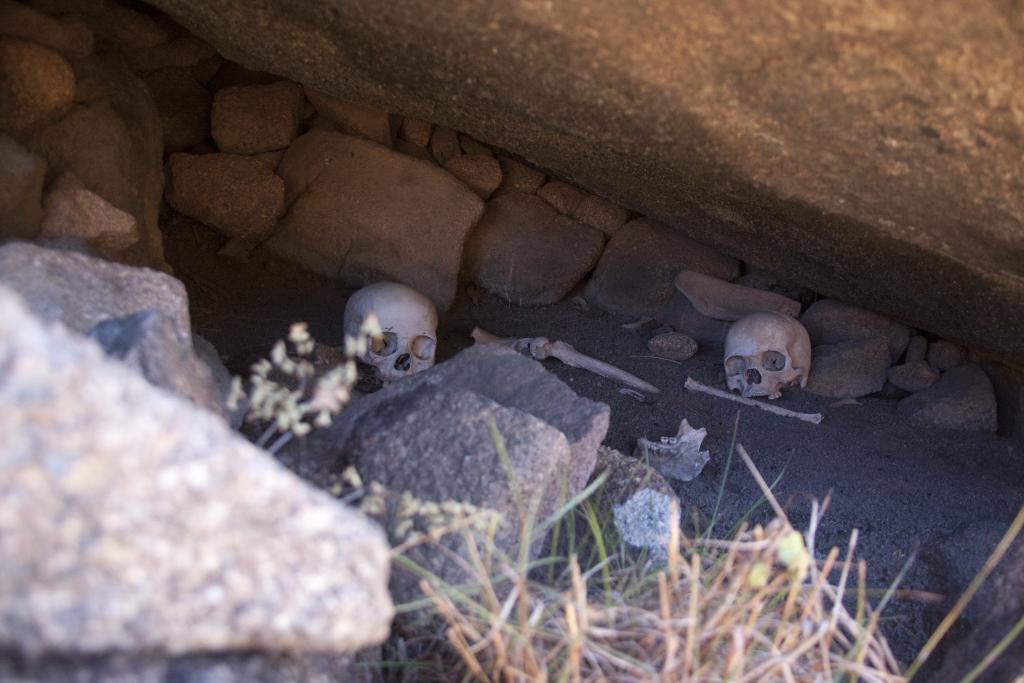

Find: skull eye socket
<box><xmin>724</xmin><ymin>355</ymin><xmax>746</xmax><ymax>375</ymax></box>
<box><xmin>411</xmin><ymin>335</ymin><xmax>435</xmax><ymax>360</ymax></box>
<box><xmin>370</xmin><ymin>331</ymin><xmax>398</xmax><ymax>356</ymax></box>
<box><xmin>762</xmin><ymin>350</ymin><xmax>787</xmax><ymax>372</ymax></box>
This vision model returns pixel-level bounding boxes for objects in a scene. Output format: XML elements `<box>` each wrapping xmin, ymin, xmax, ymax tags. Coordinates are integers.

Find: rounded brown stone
<box><xmin>211</xmin><ymin>81</ymin><xmax>304</xmax><ymax>154</ymax></box>
<box><xmin>444</xmin><ymin>153</ymin><xmax>502</xmax><ymax>199</ymax></box>
<box><xmin>0</xmin><ymin>38</ymin><xmax>75</xmax><ymax>134</ymax></box>
<box><xmin>165</xmin><ymin>152</ymin><xmax>285</xmax><ymax>242</ymax></box>
<box><xmin>647</xmin><ymin>332</ymin><xmax>698</xmax><ymax>361</ymax></box>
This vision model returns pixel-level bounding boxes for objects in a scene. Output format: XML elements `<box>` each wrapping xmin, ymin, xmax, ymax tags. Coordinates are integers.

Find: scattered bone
<box><xmin>343</xmin><ymin>282</ymin><xmax>438</xmax><ymax>382</ymax></box>
<box><xmin>685</xmin><ymin>377</ymin><xmax>824</xmax><ymax>424</ymax></box>
<box><xmin>472</xmin><ymin>327</ymin><xmax>659</xmax><ymax>395</ymax></box>
<box><xmin>621</xmin><ymin>316</ymin><xmax>652</xmax><ymax>331</ymax></box>
<box><xmin>675</xmin><ymin>269</ymin><xmax>802</xmax><ymax>321</ymax></box>
<box><xmin>647</xmin><ymin>331</ymin><xmax>698</xmax><ymax>361</ymax></box>
<box><xmin>635</xmin><ymin>418</ymin><xmax>711</xmax><ymax>481</ymax></box>
<box><xmin>724</xmin><ymin>311</ymin><xmax>811</xmax><ymax>399</ymax></box>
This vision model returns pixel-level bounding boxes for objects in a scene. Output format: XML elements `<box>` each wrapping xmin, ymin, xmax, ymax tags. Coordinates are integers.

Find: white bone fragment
<box><xmin>684</xmin><ymin>377</ymin><xmax>823</xmax><ymax>424</ymax></box>
<box><xmin>635</xmin><ymin>419</ymin><xmax>711</xmax><ymax>481</ymax></box>
<box><xmin>471</xmin><ymin>327</ymin><xmax>660</xmax><ymax>395</ymax></box>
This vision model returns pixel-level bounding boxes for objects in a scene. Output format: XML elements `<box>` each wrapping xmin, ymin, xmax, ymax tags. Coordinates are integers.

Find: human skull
<box><xmin>343</xmin><ymin>282</ymin><xmax>438</xmax><ymax>382</ymax></box>
<box><xmin>723</xmin><ymin>311</ymin><xmax>811</xmax><ymax>400</ymax></box>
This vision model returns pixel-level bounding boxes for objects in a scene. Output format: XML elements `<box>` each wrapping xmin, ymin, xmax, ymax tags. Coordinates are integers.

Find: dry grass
<box><xmin>400</xmin><ymin>442</ymin><xmax>910</xmax><ymax>683</ymax></box>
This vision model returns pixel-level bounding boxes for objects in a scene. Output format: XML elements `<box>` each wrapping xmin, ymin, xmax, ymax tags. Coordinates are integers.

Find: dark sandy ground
<box><xmin>165</xmin><ymin>215</ymin><xmax>1024</xmax><ymax>670</ymax></box>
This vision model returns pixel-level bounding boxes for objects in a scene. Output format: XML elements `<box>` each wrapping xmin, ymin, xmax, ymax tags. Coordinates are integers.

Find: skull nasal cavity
<box><xmin>746</xmin><ymin>368</ymin><xmax>762</xmax><ymax>385</ymax></box>
<box><xmin>395</xmin><ymin>353</ymin><xmax>411</xmax><ymax>371</ymax></box>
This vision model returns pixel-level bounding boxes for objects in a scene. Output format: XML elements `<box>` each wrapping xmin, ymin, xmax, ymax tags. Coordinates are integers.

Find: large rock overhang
<box><xmin>148</xmin><ymin>0</ymin><xmax>1024</xmax><ymax>364</ymax></box>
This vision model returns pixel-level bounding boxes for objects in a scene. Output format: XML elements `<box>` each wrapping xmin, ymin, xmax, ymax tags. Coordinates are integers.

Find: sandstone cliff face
<box><xmin>146</xmin><ymin>0</ymin><xmax>1024</xmax><ymax>363</ymax></box>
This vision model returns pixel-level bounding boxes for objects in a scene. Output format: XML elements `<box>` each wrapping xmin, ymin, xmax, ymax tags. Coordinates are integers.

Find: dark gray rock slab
<box><xmin>897</xmin><ymin>363</ymin><xmax>998</xmax><ymax>432</ymax></box>
<box><xmin>805</xmin><ymin>337</ymin><xmax>890</xmax><ymax>399</ymax></box>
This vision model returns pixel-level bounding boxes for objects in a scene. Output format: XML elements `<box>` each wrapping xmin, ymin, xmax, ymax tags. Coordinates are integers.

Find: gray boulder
<box><xmin>801</xmin><ymin>299</ymin><xmax>911</xmax><ymax>363</ymax></box>
<box><xmin>266</xmin><ymin>129</ymin><xmax>483</xmax><ymax>311</ymax></box>
<box><xmin>0</xmin><ymin>284</ymin><xmax>393</xmax><ymax>656</ymax></box>
<box><xmin>804</xmin><ymin>337</ymin><xmax>890</xmax><ymax>399</ymax></box>
<box><xmin>340</xmin><ymin>385</ymin><xmax>572</xmax><ymax>602</ymax></box>
<box><xmin>89</xmin><ymin>310</ymin><xmax>223</xmax><ymax>418</ymax></box>
<box><xmin>585</xmin><ymin>217</ymin><xmax>740</xmax><ymax>318</ymax></box>
<box><xmin>0</xmin><ymin>241</ymin><xmax>189</xmax><ymax>338</ymax></box>
<box><xmin>144</xmin><ymin>0</ymin><xmax>1024</xmax><ymax>364</ymax></box>
<box><xmin>897</xmin><ymin>364</ymin><xmax>998</xmax><ymax>432</ymax></box>
<box><xmin>0</xmin><ymin>242</ymin><xmax>223</xmax><ymax>413</ymax></box>
<box><xmin>332</xmin><ymin>344</ymin><xmax>609</xmax><ymax>495</ymax></box>
<box><xmin>463</xmin><ymin>192</ymin><xmax>605</xmax><ymax>306</ymax></box>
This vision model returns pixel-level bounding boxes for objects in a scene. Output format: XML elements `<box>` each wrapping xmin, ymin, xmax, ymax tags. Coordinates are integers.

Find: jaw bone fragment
<box><xmin>471</xmin><ymin>326</ymin><xmax>660</xmax><ymax>395</ymax></box>
<box><xmin>635</xmin><ymin>419</ymin><xmax>711</xmax><ymax>481</ymax></box>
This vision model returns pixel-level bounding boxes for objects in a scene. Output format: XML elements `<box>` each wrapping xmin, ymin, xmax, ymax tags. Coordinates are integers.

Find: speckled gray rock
<box><xmin>886</xmin><ymin>360</ymin><xmax>939</xmax><ymax>393</ymax></box>
<box><xmin>193</xmin><ymin>333</ymin><xmax>245</xmax><ymax>428</ymax></box>
<box><xmin>801</xmin><ymin>299</ymin><xmax>910</xmax><ymax>363</ymax></box>
<box><xmin>933</xmin><ymin>528</ymin><xmax>1024</xmax><ymax>683</ymax></box>
<box><xmin>805</xmin><ymin>337</ymin><xmax>890</xmax><ymax>399</ymax></box>
<box><xmin>0</xmin><ymin>241</ymin><xmax>190</xmax><ymax>339</ymax></box>
<box><xmin>595</xmin><ymin>447</ymin><xmax>679</xmax><ymax>561</ymax></box>
<box><xmin>585</xmin><ymin>217</ymin><xmax>741</xmax><ymax>318</ymax></box>
<box><xmin>332</xmin><ymin>344</ymin><xmax>609</xmax><ymax>496</ymax></box>
<box><xmin>897</xmin><ymin>363</ymin><xmax>997</xmax><ymax>432</ymax></box>
<box><xmin>927</xmin><ymin>339</ymin><xmax>966</xmax><ymax>372</ymax></box>
<box><xmin>266</xmin><ymin>129</ymin><xmax>483</xmax><ymax>311</ymax></box>
<box><xmin>0</xmin><ymin>285</ymin><xmax>393</xmax><ymax>656</ymax></box>
<box><xmin>89</xmin><ymin>310</ymin><xmax>223</xmax><ymax>417</ymax></box>
<box><xmin>463</xmin><ymin>192</ymin><xmax>605</xmax><ymax>306</ymax></box>
<box><xmin>340</xmin><ymin>385</ymin><xmax>572</xmax><ymax>603</ymax></box>
<box><xmin>0</xmin><ymin>649</ymin><xmax>381</xmax><ymax>683</ymax></box>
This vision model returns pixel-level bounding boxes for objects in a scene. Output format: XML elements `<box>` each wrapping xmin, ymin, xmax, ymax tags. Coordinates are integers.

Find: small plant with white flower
<box><xmin>228</xmin><ymin>315</ymin><xmax>382</xmax><ymax>454</ymax></box>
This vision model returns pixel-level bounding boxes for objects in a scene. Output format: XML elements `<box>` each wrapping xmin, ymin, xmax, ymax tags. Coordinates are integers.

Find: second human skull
<box><xmin>343</xmin><ymin>282</ymin><xmax>438</xmax><ymax>382</ymax></box>
<box><xmin>723</xmin><ymin>311</ymin><xmax>811</xmax><ymax>399</ymax></box>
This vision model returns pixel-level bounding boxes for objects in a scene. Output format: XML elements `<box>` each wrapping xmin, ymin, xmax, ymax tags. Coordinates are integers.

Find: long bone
<box><xmin>684</xmin><ymin>377</ymin><xmax>823</xmax><ymax>424</ymax></box>
<box><xmin>471</xmin><ymin>327</ymin><xmax>660</xmax><ymax>395</ymax></box>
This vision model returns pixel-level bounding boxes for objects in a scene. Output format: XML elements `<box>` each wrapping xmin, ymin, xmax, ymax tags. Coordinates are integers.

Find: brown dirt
<box><xmin>165</xmin><ymin>213</ymin><xmax>1024</xmax><ymax>671</ymax></box>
